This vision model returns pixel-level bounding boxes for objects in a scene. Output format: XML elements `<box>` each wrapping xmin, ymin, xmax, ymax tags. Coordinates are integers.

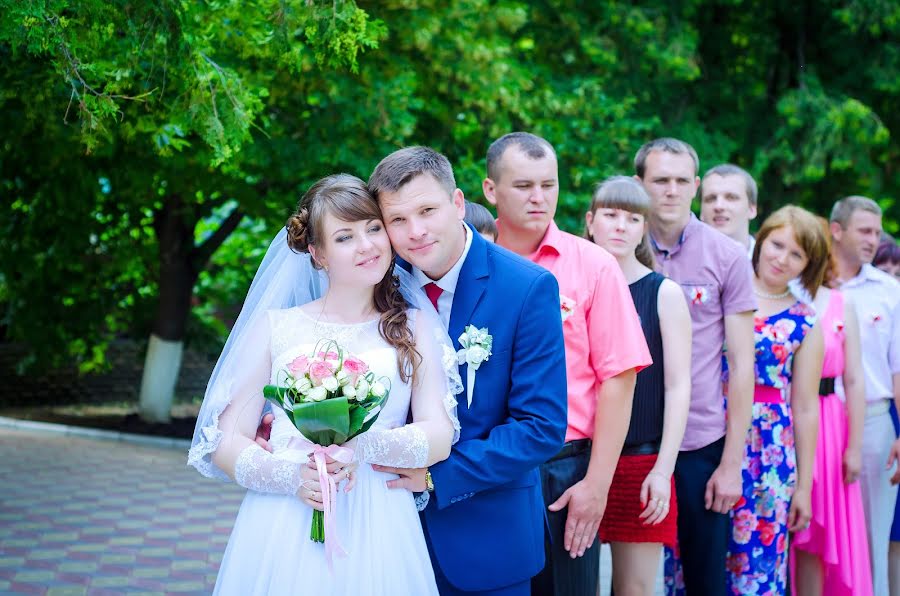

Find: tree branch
<box><xmin>192</xmin><ymin>206</ymin><xmax>244</xmax><ymax>268</ymax></box>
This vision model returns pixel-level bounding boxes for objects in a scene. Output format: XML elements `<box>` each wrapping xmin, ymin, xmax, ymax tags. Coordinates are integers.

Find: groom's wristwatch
<box><xmin>424</xmin><ymin>469</ymin><xmax>434</xmax><ymax>492</ymax></box>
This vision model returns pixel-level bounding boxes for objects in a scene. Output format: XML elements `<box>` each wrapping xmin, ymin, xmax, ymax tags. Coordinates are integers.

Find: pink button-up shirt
<box><xmin>519</xmin><ymin>221</ymin><xmax>652</xmax><ymax>442</ymax></box>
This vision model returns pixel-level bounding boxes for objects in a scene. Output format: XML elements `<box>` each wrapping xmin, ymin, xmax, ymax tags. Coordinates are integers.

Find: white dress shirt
<box><xmin>837</xmin><ymin>264</ymin><xmax>900</xmax><ymax>402</ymax></box>
<box><xmin>413</xmin><ymin>223</ymin><xmax>473</xmax><ymax>330</ymax></box>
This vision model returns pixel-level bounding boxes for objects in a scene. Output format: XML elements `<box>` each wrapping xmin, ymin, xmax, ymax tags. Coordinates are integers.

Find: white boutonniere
<box><xmin>560</xmin><ymin>294</ymin><xmax>576</xmax><ymax>322</ymax></box>
<box><xmin>457</xmin><ymin>325</ymin><xmax>492</xmax><ymax>408</ymax></box>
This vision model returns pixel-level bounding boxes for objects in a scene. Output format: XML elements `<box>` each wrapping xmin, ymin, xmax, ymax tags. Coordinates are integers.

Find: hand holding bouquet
<box><xmin>263</xmin><ymin>339</ymin><xmax>390</xmax><ymax>552</ymax></box>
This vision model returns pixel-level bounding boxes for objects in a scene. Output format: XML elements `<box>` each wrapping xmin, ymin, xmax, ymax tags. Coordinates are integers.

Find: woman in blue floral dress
<box><xmin>726</xmin><ymin>206</ymin><xmax>827</xmax><ymax>595</ymax></box>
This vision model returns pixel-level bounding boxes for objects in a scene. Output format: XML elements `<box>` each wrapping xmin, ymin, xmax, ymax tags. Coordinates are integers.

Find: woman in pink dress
<box><xmin>791</xmin><ymin>220</ymin><xmax>871</xmax><ymax>596</ymax></box>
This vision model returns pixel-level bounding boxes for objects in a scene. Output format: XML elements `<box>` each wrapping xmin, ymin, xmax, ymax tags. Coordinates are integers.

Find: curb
<box><xmin>0</xmin><ymin>415</ymin><xmax>191</xmax><ymax>450</ymax></box>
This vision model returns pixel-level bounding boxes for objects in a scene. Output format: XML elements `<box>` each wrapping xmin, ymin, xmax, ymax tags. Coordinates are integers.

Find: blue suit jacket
<box><xmin>422</xmin><ymin>228</ymin><xmax>568</xmax><ymax>592</ymax></box>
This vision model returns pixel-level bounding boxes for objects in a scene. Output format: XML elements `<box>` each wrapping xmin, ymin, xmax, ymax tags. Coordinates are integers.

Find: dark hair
<box><xmin>286</xmin><ymin>174</ymin><xmax>421</xmax><ymax>383</ymax></box>
<box><xmin>752</xmin><ymin>205</ymin><xmax>830</xmax><ymax>298</ymax></box>
<box><xmin>486</xmin><ymin>132</ymin><xmax>556</xmax><ymax>182</ymax></box>
<box><xmin>874</xmin><ymin>240</ymin><xmax>900</xmax><ymax>268</ymax></box>
<box><xmin>368</xmin><ymin>146</ymin><xmax>456</xmax><ymax>200</ymax></box>
<box><xmin>464</xmin><ymin>201</ymin><xmax>497</xmax><ymax>239</ymax></box>
<box><xmin>585</xmin><ymin>176</ymin><xmax>656</xmax><ymax>269</ymax></box>
<box><xmin>634</xmin><ymin>137</ymin><xmax>700</xmax><ymax>178</ymax></box>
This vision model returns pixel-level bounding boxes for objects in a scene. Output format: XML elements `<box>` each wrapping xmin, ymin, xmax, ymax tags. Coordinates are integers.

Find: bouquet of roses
<box><xmin>263</xmin><ymin>339</ymin><xmax>389</xmax><ymax>545</ymax></box>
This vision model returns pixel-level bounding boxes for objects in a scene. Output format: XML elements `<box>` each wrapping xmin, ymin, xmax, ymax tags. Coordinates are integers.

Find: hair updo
<box><xmin>286</xmin><ymin>174</ymin><xmax>421</xmax><ymax>382</ymax></box>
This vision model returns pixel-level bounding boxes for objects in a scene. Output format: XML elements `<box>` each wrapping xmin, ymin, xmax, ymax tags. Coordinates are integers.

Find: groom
<box><xmin>368</xmin><ymin>146</ymin><xmax>569</xmax><ymax>595</ymax></box>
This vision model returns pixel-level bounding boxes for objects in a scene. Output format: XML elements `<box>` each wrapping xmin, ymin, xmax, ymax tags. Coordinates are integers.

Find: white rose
<box><xmin>356</xmin><ymin>378</ymin><xmax>369</xmax><ymax>397</ymax></box>
<box><xmin>307</xmin><ymin>386</ymin><xmax>328</xmax><ymax>402</ymax></box>
<box><xmin>343</xmin><ymin>385</ymin><xmax>357</xmax><ymax>400</ymax></box>
<box><xmin>297</xmin><ymin>378</ymin><xmax>313</xmax><ymax>393</ymax></box>
<box><xmin>322</xmin><ymin>376</ymin><xmax>339</xmax><ymax>392</ymax></box>
<box><xmin>466</xmin><ymin>346</ymin><xmax>489</xmax><ymax>367</ymax></box>
<box><xmin>336</xmin><ymin>369</ymin><xmax>350</xmax><ymax>385</ymax></box>
<box><xmin>371</xmin><ymin>381</ymin><xmax>387</xmax><ymax>398</ymax></box>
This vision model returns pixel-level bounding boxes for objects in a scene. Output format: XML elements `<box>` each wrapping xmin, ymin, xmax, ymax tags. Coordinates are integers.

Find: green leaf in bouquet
<box><xmin>263</xmin><ymin>384</ymin><xmax>286</xmax><ymax>402</ymax></box>
<box><xmin>347</xmin><ymin>387</ymin><xmax>390</xmax><ymax>439</ymax></box>
<box><xmin>291</xmin><ymin>397</ymin><xmax>352</xmax><ymax>446</ymax></box>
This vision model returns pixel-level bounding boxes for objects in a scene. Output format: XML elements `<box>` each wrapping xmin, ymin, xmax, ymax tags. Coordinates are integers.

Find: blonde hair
<box><xmin>585</xmin><ymin>176</ymin><xmax>655</xmax><ymax>269</ymax></box>
<box><xmin>752</xmin><ymin>205</ymin><xmax>829</xmax><ymax>297</ymax></box>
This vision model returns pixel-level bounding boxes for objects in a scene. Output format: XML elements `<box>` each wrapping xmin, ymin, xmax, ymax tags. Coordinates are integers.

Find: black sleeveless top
<box><xmin>624</xmin><ymin>271</ymin><xmax>666</xmax><ymax>448</ymax></box>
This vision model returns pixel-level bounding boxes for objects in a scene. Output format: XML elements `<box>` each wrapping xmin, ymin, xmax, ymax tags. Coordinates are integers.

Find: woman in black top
<box><xmin>585</xmin><ymin>176</ymin><xmax>692</xmax><ymax>596</ymax></box>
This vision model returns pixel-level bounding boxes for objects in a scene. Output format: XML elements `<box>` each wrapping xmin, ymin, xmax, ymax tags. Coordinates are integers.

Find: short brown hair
<box><xmin>486</xmin><ymin>132</ymin><xmax>556</xmax><ymax>181</ymax></box>
<box><xmin>752</xmin><ymin>205</ymin><xmax>830</xmax><ymax>297</ymax></box>
<box><xmin>368</xmin><ymin>146</ymin><xmax>456</xmax><ymax>200</ymax></box>
<box><xmin>464</xmin><ymin>201</ymin><xmax>497</xmax><ymax>239</ymax></box>
<box><xmin>634</xmin><ymin>137</ymin><xmax>700</xmax><ymax>178</ymax></box>
<box><xmin>830</xmin><ymin>195</ymin><xmax>882</xmax><ymax>228</ymax></box>
<box><xmin>701</xmin><ymin>164</ymin><xmax>758</xmax><ymax>207</ymax></box>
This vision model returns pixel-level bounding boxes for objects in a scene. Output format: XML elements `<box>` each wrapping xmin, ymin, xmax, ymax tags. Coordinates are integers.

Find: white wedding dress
<box><xmin>212</xmin><ymin>308</ymin><xmax>451</xmax><ymax>595</ymax></box>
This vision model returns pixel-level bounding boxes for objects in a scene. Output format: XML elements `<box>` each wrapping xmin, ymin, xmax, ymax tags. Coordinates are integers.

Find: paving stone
<box><xmin>57</xmin><ymin>561</ymin><xmax>98</xmax><ymax>573</ymax></box>
<box><xmin>46</xmin><ymin>586</ymin><xmax>88</xmax><ymax>596</ymax></box>
<box><xmin>133</xmin><ymin>567</ymin><xmax>170</xmax><ymax>579</ymax></box>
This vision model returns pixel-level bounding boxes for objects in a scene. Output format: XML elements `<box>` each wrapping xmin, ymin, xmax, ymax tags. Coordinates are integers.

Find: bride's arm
<box><xmin>210</xmin><ymin>316</ymin><xmax>314</xmax><ymax>498</ymax></box>
<box><xmin>357</xmin><ymin>310</ymin><xmax>456</xmax><ymax>469</ymax></box>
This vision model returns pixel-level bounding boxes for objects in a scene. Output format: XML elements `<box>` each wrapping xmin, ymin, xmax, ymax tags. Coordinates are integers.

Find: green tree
<box><xmin>0</xmin><ymin>0</ymin><xmax>385</xmax><ymax>420</ymax></box>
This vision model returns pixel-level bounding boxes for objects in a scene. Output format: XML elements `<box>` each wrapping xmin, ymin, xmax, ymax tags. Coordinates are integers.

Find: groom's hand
<box><xmin>547</xmin><ymin>479</ymin><xmax>606</xmax><ymax>558</ymax></box>
<box><xmin>254</xmin><ymin>413</ymin><xmax>274</xmax><ymax>453</ymax></box>
<box><xmin>372</xmin><ymin>465</ymin><xmax>427</xmax><ymax>492</ymax></box>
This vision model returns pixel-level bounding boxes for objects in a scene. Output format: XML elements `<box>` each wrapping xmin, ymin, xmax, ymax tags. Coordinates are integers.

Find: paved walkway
<box><xmin>0</xmin><ymin>424</ymin><xmax>663</xmax><ymax>595</ymax></box>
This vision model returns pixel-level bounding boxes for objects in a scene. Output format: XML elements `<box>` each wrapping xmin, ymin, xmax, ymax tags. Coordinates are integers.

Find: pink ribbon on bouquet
<box><xmin>312</xmin><ymin>443</ymin><xmax>354</xmax><ymax>568</ymax></box>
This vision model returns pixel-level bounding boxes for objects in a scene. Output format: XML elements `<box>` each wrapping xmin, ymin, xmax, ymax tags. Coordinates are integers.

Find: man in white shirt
<box><xmin>699</xmin><ymin>164</ymin><xmax>758</xmax><ymax>258</ymax></box>
<box><xmin>830</xmin><ymin>195</ymin><xmax>900</xmax><ymax>596</ymax></box>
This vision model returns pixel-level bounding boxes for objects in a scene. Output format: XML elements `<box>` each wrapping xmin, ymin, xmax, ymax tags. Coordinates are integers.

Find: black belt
<box><xmin>622</xmin><ymin>440</ymin><xmax>661</xmax><ymax>456</ymax></box>
<box><xmin>548</xmin><ymin>439</ymin><xmax>591</xmax><ymax>462</ymax></box>
<box><xmin>819</xmin><ymin>377</ymin><xmax>836</xmax><ymax>396</ymax></box>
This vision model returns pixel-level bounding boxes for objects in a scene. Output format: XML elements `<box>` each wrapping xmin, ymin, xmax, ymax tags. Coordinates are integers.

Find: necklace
<box><xmin>753</xmin><ymin>286</ymin><xmax>791</xmax><ymax>300</ymax></box>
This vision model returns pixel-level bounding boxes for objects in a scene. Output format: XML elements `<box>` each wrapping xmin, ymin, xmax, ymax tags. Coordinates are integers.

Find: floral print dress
<box><xmin>726</xmin><ymin>301</ymin><xmax>815</xmax><ymax>595</ymax></box>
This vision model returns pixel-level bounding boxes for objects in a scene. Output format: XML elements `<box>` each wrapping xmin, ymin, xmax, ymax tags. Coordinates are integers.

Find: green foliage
<box><xmin>2</xmin><ymin>0</ymin><xmax>899</xmax><ymax>377</ymax></box>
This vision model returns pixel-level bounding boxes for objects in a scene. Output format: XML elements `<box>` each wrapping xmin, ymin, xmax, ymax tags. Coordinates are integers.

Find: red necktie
<box><xmin>424</xmin><ymin>282</ymin><xmax>443</xmax><ymax>312</ymax></box>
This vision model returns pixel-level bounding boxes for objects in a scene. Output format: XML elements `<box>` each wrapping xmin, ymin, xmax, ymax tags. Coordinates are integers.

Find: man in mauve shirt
<box><xmin>634</xmin><ymin>138</ymin><xmax>757</xmax><ymax>596</ymax></box>
<box><xmin>483</xmin><ymin>132</ymin><xmax>652</xmax><ymax>596</ymax></box>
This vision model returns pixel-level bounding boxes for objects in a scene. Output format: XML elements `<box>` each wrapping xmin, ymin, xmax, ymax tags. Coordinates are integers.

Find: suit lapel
<box><xmin>449</xmin><ymin>228</ymin><xmax>489</xmax><ymax>345</ymax></box>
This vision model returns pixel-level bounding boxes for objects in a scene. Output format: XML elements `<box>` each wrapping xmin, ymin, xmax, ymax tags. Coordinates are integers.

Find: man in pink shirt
<box><xmin>483</xmin><ymin>132</ymin><xmax>652</xmax><ymax>596</ymax></box>
<box><xmin>635</xmin><ymin>138</ymin><xmax>756</xmax><ymax>595</ymax></box>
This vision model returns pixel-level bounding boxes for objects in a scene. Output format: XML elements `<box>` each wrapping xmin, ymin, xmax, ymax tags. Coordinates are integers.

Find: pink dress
<box><xmin>791</xmin><ymin>290</ymin><xmax>872</xmax><ymax>595</ymax></box>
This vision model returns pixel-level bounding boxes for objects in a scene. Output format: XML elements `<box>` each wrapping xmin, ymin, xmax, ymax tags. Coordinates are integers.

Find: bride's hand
<box><xmin>298</xmin><ymin>466</ymin><xmax>325</xmax><ymax>511</ymax></box>
<box><xmin>305</xmin><ymin>453</ymin><xmax>358</xmax><ymax>493</ymax></box>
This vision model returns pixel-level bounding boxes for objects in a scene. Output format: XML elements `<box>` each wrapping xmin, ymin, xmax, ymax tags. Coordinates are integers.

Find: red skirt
<box><xmin>598</xmin><ymin>453</ymin><xmax>677</xmax><ymax>546</ymax></box>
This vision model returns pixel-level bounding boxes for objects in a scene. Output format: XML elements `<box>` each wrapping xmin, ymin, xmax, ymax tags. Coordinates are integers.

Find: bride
<box><xmin>188</xmin><ymin>174</ymin><xmax>460</xmax><ymax>595</ymax></box>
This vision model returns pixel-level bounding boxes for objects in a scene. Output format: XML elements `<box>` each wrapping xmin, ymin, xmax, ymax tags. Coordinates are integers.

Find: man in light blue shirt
<box><xmin>830</xmin><ymin>195</ymin><xmax>900</xmax><ymax>596</ymax></box>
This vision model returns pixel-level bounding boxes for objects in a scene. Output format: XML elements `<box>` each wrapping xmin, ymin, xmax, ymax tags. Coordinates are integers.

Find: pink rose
<box><xmin>308</xmin><ymin>359</ymin><xmax>335</xmax><ymax>385</ymax></box>
<box><xmin>318</xmin><ymin>350</ymin><xmax>340</xmax><ymax>362</ymax></box>
<box><xmin>288</xmin><ymin>355</ymin><xmax>310</xmax><ymax>376</ymax></box>
<box><xmin>342</xmin><ymin>356</ymin><xmax>369</xmax><ymax>377</ymax></box>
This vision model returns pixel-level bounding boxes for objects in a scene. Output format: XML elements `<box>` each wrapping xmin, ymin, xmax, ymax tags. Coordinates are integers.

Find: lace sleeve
<box><xmin>357</xmin><ymin>425</ymin><xmax>430</xmax><ymax>468</ymax></box>
<box><xmin>233</xmin><ymin>444</ymin><xmax>304</xmax><ymax>496</ymax></box>
<box><xmin>356</xmin><ymin>307</ymin><xmax>461</xmax><ymax>469</ymax></box>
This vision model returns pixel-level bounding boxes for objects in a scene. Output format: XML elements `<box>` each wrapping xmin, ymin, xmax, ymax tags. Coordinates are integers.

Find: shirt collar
<box><xmin>494</xmin><ymin>219</ymin><xmax>562</xmax><ymax>258</ymax></box>
<box><xmin>412</xmin><ymin>222</ymin><xmax>472</xmax><ymax>294</ymax></box>
<box><xmin>649</xmin><ymin>213</ymin><xmax>697</xmax><ymax>256</ymax></box>
<box><xmin>533</xmin><ymin>220</ymin><xmax>563</xmax><ymax>257</ymax></box>
<box><xmin>843</xmin><ymin>263</ymin><xmax>886</xmax><ymax>287</ymax></box>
